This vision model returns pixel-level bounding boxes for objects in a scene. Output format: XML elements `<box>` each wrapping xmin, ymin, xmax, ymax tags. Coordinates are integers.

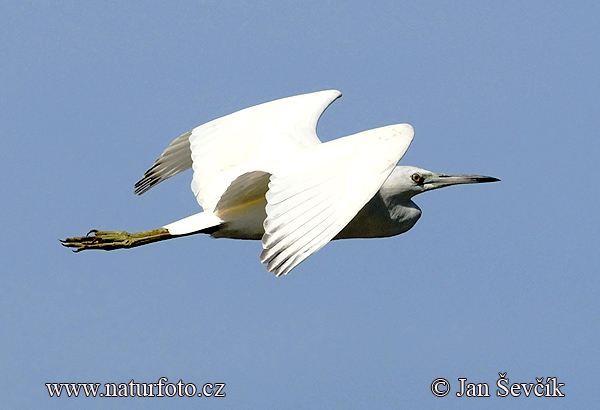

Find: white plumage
<box><xmin>64</xmin><ymin>90</ymin><xmax>498</xmax><ymax>276</ymax></box>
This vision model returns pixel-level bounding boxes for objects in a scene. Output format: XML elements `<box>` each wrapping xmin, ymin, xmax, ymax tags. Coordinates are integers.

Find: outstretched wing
<box><xmin>134</xmin><ymin>90</ymin><xmax>341</xmax><ymax>202</ymax></box>
<box><xmin>260</xmin><ymin>124</ymin><xmax>414</xmax><ymax>276</ymax></box>
<box><xmin>189</xmin><ymin>90</ymin><xmax>341</xmax><ymax>211</ymax></box>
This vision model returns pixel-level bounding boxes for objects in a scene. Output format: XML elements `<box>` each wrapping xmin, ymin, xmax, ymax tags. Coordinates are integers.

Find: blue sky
<box><xmin>1</xmin><ymin>1</ymin><xmax>598</xmax><ymax>408</ymax></box>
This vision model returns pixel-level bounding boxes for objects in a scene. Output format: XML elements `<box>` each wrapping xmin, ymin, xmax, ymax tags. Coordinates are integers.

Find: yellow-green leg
<box><xmin>61</xmin><ymin>228</ymin><xmax>173</xmax><ymax>252</ymax></box>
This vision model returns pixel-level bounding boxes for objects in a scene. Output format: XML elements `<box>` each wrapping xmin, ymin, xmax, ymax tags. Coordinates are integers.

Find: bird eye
<box><xmin>411</xmin><ymin>173</ymin><xmax>424</xmax><ymax>184</ymax></box>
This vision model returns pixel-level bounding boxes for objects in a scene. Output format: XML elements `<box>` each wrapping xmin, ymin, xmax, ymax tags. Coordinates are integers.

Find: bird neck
<box><xmin>382</xmin><ymin>194</ymin><xmax>422</xmax><ymax>235</ymax></box>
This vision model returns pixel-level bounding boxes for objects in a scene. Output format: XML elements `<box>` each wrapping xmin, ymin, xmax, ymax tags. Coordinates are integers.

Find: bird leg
<box><xmin>60</xmin><ymin>228</ymin><xmax>173</xmax><ymax>252</ymax></box>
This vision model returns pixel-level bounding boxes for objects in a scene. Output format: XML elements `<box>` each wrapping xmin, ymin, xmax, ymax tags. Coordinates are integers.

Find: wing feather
<box><xmin>134</xmin><ymin>131</ymin><xmax>193</xmax><ymax>194</ymax></box>
<box><xmin>262</xmin><ymin>187</ymin><xmax>339</xmax><ymax>250</ymax></box>
<box><xmin>134</xmin><ymin>90</ymin><xmax>341</xmax><ymax>201</ymax></box>
<box><xmin>189</xmin><ymin>90</ymin><xmax>341</xmax><ymax>211</ymax></box>
<box><xmin>260</xmin><ymin>124</ymin><xmax>414</xmax><ymax>276</ymax></box>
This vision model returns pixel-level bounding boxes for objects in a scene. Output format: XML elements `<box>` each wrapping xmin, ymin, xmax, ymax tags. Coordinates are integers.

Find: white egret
<box><xmin>62</xmin><ymin>90</ymin><xmax>498</xmax><ymax>276</ymax></box>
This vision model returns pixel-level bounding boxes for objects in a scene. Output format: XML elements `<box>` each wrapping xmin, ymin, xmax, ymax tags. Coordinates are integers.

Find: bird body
<box><xmin>62</xmin><ymin>90</ymin><xmax>498</xmax><ymax>276</ymax></box>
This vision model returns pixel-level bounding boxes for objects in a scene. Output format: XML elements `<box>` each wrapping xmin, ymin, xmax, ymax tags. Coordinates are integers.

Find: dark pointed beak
<box><xmin>424</xmin><ymin>173</ymin><xmax>500</xmax><ymax>189</ymax></box>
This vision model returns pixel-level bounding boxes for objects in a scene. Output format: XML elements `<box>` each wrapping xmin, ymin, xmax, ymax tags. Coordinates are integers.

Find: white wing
<box><xmin>189</xmin><ymin>90</ymin><xmax>341</xmax><ymax>211</ymax></box>
<box><xmin>134</xmin><ymin>90</ymin><xmax>341</xmax><ymax>199</ymax></box>
<box><xmin>260</xmin><ymin>124</ymin><xmax>415</xmax><ymax>276</ymax></box>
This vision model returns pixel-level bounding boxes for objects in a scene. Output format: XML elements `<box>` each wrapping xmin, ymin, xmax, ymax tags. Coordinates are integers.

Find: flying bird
<box><xmin>62</xmin><ymin>90</ymin><xmax>499</xmax><ymax>276</ymax></box>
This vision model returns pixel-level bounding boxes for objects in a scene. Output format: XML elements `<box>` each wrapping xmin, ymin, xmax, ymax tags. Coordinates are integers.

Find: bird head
<box><xmin>381</xmin><ymin>166</ymin><xmax>500</xmax><ymax>200</ymax></box>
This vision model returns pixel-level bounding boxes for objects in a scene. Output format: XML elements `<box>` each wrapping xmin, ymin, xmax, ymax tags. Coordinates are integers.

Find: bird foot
<box><xmin>61</xmin><ymin>228</ymin><xmax>172</xmax><ymax>252</ymax></box>
<box><xmin>60</xmin><ymin>230</ymin><xmax>137</xmax><ymax>251</ymax></box>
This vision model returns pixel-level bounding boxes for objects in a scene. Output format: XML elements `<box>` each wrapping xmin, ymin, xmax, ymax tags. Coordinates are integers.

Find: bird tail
<box><xmin>162</xmin><ymin>211</ymin><xmax>224</xmax><ymax>236</ymax></box>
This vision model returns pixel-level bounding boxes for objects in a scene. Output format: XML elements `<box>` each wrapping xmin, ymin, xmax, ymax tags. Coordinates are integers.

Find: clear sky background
<box><xmin>1</xmin><ymin>1</ymin><xmax>598</xmax><ymax>409</ymax></box>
